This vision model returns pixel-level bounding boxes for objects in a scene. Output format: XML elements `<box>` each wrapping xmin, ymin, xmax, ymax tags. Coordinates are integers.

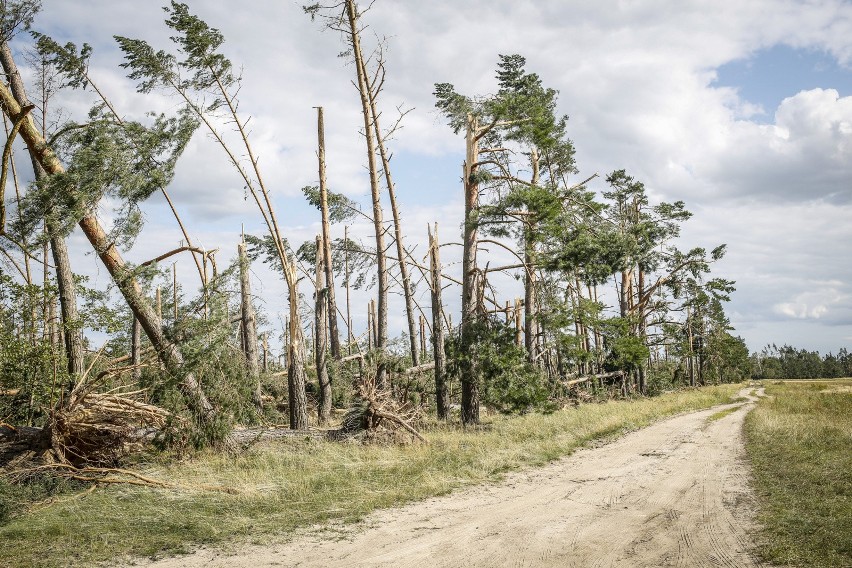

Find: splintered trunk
<box><xmin>0</xmin><ymin>76</ymin><xmax>236</xmax><ymax>451</ymax></box>
<box><xmin>429</xmin><ymin>223</ymin><xmax>448</xmax><ymax>419</ymax></box>
<box><xmin>346</xmin><ymin>0</ymin><xmax>388</xmax><ymax>385</ymax></box>
<box><xmin>316</xmin><ymin>107</ymin><xmax>341</xmax><ymax>359</ymax></box>
<box><xmin>239</xmin><ymin>243</ymin><xmax>262</xmax><ymax>409</ymax></box>
<box><xmin>287</xmin><ymin>260</ymin><xmax>310</xmax><ymax>430</ymax></box>
<box><xmin>315</xmin><ymin>235</ymin><xmax>331</xmax><ymax>425</ymax></box>
<box><xmin>460</xmin><ymin>113</ymin><xmax>481</xmax><ymax>425</ymax></box>
<box><xmin>0</xmin><ymin>43</ymin><xmax>84</xmax><ymax>384</ymax></box>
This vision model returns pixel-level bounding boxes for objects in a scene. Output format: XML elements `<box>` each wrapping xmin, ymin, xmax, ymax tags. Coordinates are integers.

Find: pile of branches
<box><xmin>44</xmin><ymin>383</ymin><xmax>170</xmax><ymax>466</ymax></box>
<box><xmin>339</xmin><ymin>378</ymin><xmax>426</xmax><ymax>444</ymax></box>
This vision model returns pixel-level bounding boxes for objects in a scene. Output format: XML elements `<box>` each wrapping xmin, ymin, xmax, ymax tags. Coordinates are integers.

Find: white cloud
<box><xmin>11</xmin><ymin>0</ymin><xmax>852</xmax><ymax>354</ymax></box>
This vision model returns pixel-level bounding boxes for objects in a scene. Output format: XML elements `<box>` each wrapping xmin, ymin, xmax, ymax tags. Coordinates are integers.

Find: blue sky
<box><xmin>6</xmin><ymin>0</ymin><xmax>852</xmax><ymax>358</ymax></box>
<box><xmin>716</xmin><ymin>44</ymin><xmax>852</xmax><ymax>122</ymax></box>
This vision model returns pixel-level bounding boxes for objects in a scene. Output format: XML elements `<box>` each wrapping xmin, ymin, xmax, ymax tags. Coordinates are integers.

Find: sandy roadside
<box><xmin>133</xmin><ymin>387</ymin><xmax>767</xmax><ymax>567</ymax></box>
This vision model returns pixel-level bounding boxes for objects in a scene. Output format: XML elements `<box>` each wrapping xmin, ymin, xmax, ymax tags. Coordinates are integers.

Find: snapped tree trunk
<box><xmin>0</xmin><ymin>73</ymin><xmax>236</xmax><ymax>451</ymax></box>
<box><xmin>345</xmin><ymin>0</ymin><xmax>388</xmax><ymax>386</ymax></box>
<box><xmin>287</xmin><ymin>260</ymin><xmax>310</xmax><ymax>430</ymax></box>
<box><xmin>429</xmin><ymin>223</ymin><xmax>448</xmax><ymax>419</ymax></box>
<box><xmin>315</xmin><ymin>107</ymin><xmax>341</xmax><ymax>359</ymax></box>
<box><xmin>315</xmin><ymin>235</ymin><xmax>331</xmax><ymax>425</ymax></box>
<box><xmin>239</xmin><ymin>243</ymin><xmax>262</xmax><ymax>409</ymax></box>
<box><xmin>0</xmin><ymin>42</ymin><xmax>84</xmax><ymax>384</ymax></box>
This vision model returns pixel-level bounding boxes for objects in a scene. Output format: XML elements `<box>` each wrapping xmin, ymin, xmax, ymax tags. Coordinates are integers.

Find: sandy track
<box><xmin>140</xmin><ymin>388</ymin><xmax>767</xmax><ymax>567</ymax></box>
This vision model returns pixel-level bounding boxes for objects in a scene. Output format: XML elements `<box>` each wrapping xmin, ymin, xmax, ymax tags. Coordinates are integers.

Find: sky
<box><xmin>7</xmin><ymin>0</ymin><xmax>852</xmax><ymax>356</ymax></box>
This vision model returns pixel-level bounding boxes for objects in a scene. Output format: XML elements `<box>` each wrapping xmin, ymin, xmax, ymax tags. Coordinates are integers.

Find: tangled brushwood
<box><xmin>339</xmin><ymin>379</ymin><xmax>426</xmax><ymax>444</ymax></box>
<box><xmin>44</xmin><ymin>386</ymin><xmax>170</xmax><ymax>466</ymax></box>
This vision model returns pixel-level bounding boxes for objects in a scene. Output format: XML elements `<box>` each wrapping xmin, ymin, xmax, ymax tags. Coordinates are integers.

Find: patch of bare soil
<box><xmin>137</xmin><ymin>388</ymin><xmax>768</xmax><ymax>567</ymax></box>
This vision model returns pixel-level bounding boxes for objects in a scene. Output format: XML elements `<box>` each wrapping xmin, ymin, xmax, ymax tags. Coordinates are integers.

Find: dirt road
<box><xmin>142</xmin><ymin>388</ymin><xmax>767</xmax><ymax>567</ymax></box>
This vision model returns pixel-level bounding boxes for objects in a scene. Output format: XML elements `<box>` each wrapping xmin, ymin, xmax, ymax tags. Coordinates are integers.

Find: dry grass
<box><xmin>0</xmin><ymin>383</ymin><xmax>741</xmax><ymax>568</ymax></box>
<box><xmin>745</xmin><ymin>379</ymin><xmax>852</xmax><ymax>568</ymax></box>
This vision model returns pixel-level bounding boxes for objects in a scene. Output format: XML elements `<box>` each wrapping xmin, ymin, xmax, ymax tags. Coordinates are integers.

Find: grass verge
<box><xmin>0</xmin><ymin>383</ymin><xmax>741</xmax><ymax>567</ymax></box>
<box><xmin>744</xmin><ymin>379</ymin><xmax>852</xmax><ymax>567</ymax></box>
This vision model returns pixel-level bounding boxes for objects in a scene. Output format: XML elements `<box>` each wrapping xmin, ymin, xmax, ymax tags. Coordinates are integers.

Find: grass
<box><xmin>744</xmin><ymin>379</ymin><xmax>852</xmax><ymax>568</ymax></box>
<box><xmin>0</xmin><ymin>383</ymin><xmax>741</xmax><ymax>568</ymax></box>
<box><xmin>707</xmin><ymin>405</ymin><xmax>741</xmax><ymax>421</ymax></box>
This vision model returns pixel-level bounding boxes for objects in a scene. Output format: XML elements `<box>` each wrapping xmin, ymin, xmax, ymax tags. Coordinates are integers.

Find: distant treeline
<box><xmin>751</xmin><ymin>345</ymin><xmax>852</xmax><ymax>380</ymax></box>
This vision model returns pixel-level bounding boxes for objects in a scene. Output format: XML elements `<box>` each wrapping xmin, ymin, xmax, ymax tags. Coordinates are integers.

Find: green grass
<box><xmin>707</xmin><ymin>405</ymin><xmax>741</xmax><ymax>421</ymax></box>
<box><xmin>744</xmin><ymin>379</ymin><xmax>852</xmax><ymax>568</ymax></box>
<box><xmin>0</xmin><ymin>383</ymin><xmax>742</xmax><ymax>568</ymax></box>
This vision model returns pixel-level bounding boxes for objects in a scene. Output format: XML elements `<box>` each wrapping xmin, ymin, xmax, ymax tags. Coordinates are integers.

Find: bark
<box><xmin>315</xmin><ymin>235</ymin><xmax>331</xmax><ymax>425</ymax></box>
<box><xmin>239</xmin><ymin>243</ymin><xmax>262</xmax><ymax>409</ymax></box>
<box><xmin>315</xmin><ymin>107</ymin><xmax>341</xmax><ymax>359</ymax></box>
<box><xmin>0</xmin><ymin>71</ymin><xmax>236</xmax><ymax>451</ymax></box>
<box><xmin>429</xmin><ymin>223</ymin><xmax>448</xmax><ymax>419</ymax></box>
<box><xmin>0</xmin><ymin>42</ymin><xmax>84</xmax><ymax>382</ymax></box>
<box><xmin>345</xmin><ymin>0</ymin><xmax>388</xmax><ymax>386</ymax></box>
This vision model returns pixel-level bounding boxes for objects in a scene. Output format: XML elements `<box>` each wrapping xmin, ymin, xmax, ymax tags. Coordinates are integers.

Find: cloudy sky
<box><xmin>11</xmin><ymin>0</ymin><xmax>852</xmax><ymax>355</ymax></box>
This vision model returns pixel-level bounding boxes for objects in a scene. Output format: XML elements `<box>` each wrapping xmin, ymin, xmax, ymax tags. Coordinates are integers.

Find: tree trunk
<box><xmin>0</xmin><ymin>72</ymin><xmax>236</xmax><ymax>451</ymax></box>
<box><xmin>429</xmin><ymin>223</ymin><xmax>448</xmax><ymax>419</ymax></box>
<box><xmin>460</xmin><ymin>113</ymin><xmax>481</xmax><ymax>425</ymax></box>
<box><xmin>239</xmin><ymin>243</ymin><xmax>262</xmax><ymax>409</ymax></box>
<box><xmin>315</xmin><ymin>235</ymin><xmax>331</xmax><ymax>425</ymax></box>
<box><xmin>345</xmin><ymin>0</ymin><xmax>388</xmax><ymax>386</ymax></box>
<box><xmin>344</xmin><ymin>225</ymin><xmax>353</xmax><ymax>354</ymax></box>
<box><xmin>524</xmin><ymin>222</ymin><xmax>537</xmax><ymax>363</ymax></box>
<box><xmin>315</xmin><ymin>107</ymin><xmax>341</xmax><ymax>359</ymax></box>
<box><xmin>524</xmin><ymin>149</ymin><xmax>540</xmax><ymax>365</ymax></box>
<box><xmin>287</xmin><ymin>260</ymin><xmax>310</xmax><ymax>430</ymax></box>
<box><xmin>131</xmin><ymin>315</ymin><xmax>142</xmax><ymax>383</ymax></box>
<box><xmin>0</xmin><ymin>42</ymin><xmax>84</xmax><ymax>384</ymax></box>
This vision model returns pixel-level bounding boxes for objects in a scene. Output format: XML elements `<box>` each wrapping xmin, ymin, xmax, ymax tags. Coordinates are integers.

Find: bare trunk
<box><xmin>239</xmin><ymin>243</ymin><xmax>262</xmax><ymax>409</ymax></box>
<box><xmin>315</xmin><ymin>235</ymin><xmax>331</xmax><ymax>425</ymax></box>
<box><xmin>0</xmin><ymin>72</ymin><xmax>235</xmax><ymax>450</ymax></box>
<box><xmin>288</xmin><ymin>259</ymin><xmax>310</xmax><ymax>429</ymax></box>
<box><xmin>346</xmin><ymin>0</ymin><xmax>388</xmax><ymax>386</ymax></box>
<box><xmin>315</xmin><ymin>107</ymin><xmax>341</xmax><ymax>359</ymax></box>
<box><xmin>460</xmin><ymin>113</ymin><xmax>481</xmax><ymax>425</ymax></box>
<box><xmin>514</xmin><ymin>298</ymin><xmax>523</xmax><ymax>347</ymax></box>
<box><xmin>429</xmin><ymin>223</ymin><xmax>448</xmax><ymax>419</ymax></box>
<box><xmin>344</xmin><ymin>225</ymin><xmax>353</xmax><ymax>354</ymax></box>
